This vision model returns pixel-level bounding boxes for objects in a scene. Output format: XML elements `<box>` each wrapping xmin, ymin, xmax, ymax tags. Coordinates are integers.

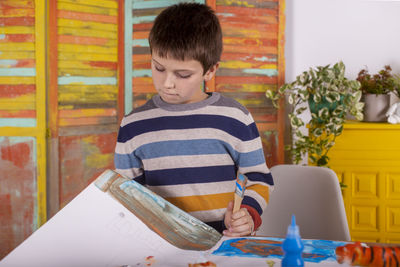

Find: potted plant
<box><xmin>356</xmin><ymin>65</ymin><xmax>396</xmax><ymax>122</ymax></box>
<box><xmin>266</xmin><ymin>61</ymin><xmax>364</xmax><ymax>167</ymax></box>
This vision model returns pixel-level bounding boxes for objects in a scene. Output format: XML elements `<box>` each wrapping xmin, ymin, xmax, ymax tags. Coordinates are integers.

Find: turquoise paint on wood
<box><xmin>132</xmin><ymin>15</ymin><xmax>157</xmax><ymax>24</ymax></box>
<box><xmin>132</xmin><ymin>39</ymin><xmax>149</xmax><ymax>47</ymax></box>
<box><xmin>0</xmin><ymin>68</ymin><xmax>36</xmax><ymax>76</ymax></box>
<box><xmin>242</xmin><ymin>69</ymin><xmax>278</xmax><ymax>76</ymax></box>
<box><xmin>0</xmin><ymin>59</ymin><xmax>19</xmax><ymax>67</ymax></box>
<box><xmin>132</xmin><ymin>69</ymin><xmax>152</xmax><ymax>77</ymax></box>
<box><xmin>58</xmin><ymin>76</ymin><xmax>117</xmax><ymax>85</ymax></box>
<box><xmin>0</xmin><ymin>118</ymin><xmax>37</xmax><ymax>127</ymax></box>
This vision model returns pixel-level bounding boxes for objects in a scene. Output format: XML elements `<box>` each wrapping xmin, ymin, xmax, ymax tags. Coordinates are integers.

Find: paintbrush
<box><xmin>233</xmin><ymin>173</ymin><xmax>248</xmax><ymax>213</ymax></box>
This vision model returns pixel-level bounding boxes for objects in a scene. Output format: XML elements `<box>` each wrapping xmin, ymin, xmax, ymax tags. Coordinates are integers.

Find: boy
<box><xmin>115</xmin><ymin>3</ymin><xmax>273</xmax><ymax>237</ymax></box>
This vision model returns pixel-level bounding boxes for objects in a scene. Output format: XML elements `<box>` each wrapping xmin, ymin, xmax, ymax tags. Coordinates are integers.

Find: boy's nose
<box><xmin>163</xmin><ymin>73</ymin><xmax>175</xmax><ymax>89</ymax></box>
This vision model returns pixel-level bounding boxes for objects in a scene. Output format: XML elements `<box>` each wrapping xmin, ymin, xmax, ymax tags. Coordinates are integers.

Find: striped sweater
<box><xmin>114</xmin><ymin>92</ymin><xmax>274</xmax><ymax>233</ymax></box>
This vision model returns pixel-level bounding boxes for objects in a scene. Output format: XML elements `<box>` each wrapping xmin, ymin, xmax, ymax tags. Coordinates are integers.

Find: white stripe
<box><xmin>189</xmin><ymin>208</ymin><xmax>226</xmax><ymax>222</ymax></box>
<box><xmin>115</xmin><ymin>128</ymin><xmax>262</xmax><ymax>155</ymax></box>
<box><xmin>239</xmin><ymin>163</ymin><xmax>270</xmax><ymax>175</ymax></box>
<box><xmin>120</xmin><ymin>105</ymin><xmax>254</xmax><ymax>127</ymax></box>
<box><xmin>148</xmin><ymin>180</ymin><xmax>235</xmax><ymax>198</ymax></box>
<box><xmin>142</xmin><ymin>154</ymin><xmax>234</xmax><ymax>171</ymax></box>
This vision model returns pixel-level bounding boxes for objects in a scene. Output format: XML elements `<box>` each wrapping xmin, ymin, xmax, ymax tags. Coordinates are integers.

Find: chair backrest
<box><xmin>257</xmin><ymin>164</ymin><xmax>350</xmax><ymax>241</ymax></box>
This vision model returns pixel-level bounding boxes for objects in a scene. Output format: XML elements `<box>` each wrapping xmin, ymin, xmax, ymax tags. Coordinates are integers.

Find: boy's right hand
<box><xmin>223</xmin><ymin>201</ymin><xmax>254</xmax><ymax>237</ymax></box>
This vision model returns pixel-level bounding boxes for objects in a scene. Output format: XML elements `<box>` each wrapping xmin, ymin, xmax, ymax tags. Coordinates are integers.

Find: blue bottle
<box><xmin>281</xmin><ymin>215</ymin><xmax>304</xmax><ymax>267</ymax></box>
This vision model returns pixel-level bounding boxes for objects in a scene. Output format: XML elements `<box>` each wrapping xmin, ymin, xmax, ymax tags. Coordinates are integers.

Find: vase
<box><xmin>362</xmin><ymin>94</ymin><xmax>391</xmax><ymax>122</ymax></box>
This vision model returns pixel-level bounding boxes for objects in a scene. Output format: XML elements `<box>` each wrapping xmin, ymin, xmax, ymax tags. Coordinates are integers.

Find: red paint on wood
<box><xmin>1</xmin><ymin>142</ymin><xmax>31</xmax><ymax>169</ymax></box>
<box><xmin>216</xmin><ymin>6</ymin><xmax>278</xmax><ymax>17</ymax></box>
<box><xmin>0</xmin><ymin>110</ymin><xmax>35</xmax><ymax>118</ymax></box>
<box><xmin>86</xmin><ymin>61</ymin><xmax>118</xmax><ymax>69</ymax></box>
<box><xmin>0</xmin><ymin>194</ymin><xmax>14</xmax><ymax>259</ymax></box>
<box><xmin>58</xmin><ymin>35</ymin><xmax>110</xmax><ymax>46</ymax></box>
<box><xmin>0</xmin><ymin>17</ymin><xmax>35</xmax><ymax>26</ymax></box>
<box><xmin>57</xmin><ymin>10</ymin><xmax>117</xmax><ymax>24</ymax></box>
<box><xmin>0</xmin><ymin>34</ymin><xmax>35</xmax><ymax>43</ymax></box>
<box><xmin>0</xmin><ymin>85</ymin><xmax>35</xmax><ymax>98</ymax></box>
<box><xmin>132</xmin><ymin>23</ymin><xmax>153</xmax><ymax>31</ymax></box>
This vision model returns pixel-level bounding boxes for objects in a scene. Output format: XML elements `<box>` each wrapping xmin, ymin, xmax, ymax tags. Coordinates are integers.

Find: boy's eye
<box><xmin>176</xmin><ymin>73</ymin><xmax>191</xmax><ymax>79</ymax></box>
<box><xmin>155</xmin><ymin>66</ymin><xmax>165</xmax><ymax>72</ymax></box>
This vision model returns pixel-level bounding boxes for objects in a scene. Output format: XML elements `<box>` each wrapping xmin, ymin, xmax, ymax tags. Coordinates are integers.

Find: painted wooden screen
<box><xmin>47</xmin><ymin>0</ymin><xmax>122</xmax><ymax>215</ymax></box>
<box><xmin>0</xmin><ymin>0</ymin><xmax>47</xmax><ymax>259</ymax></box>
<box><xmin>126</xmin><ymin>0</ymin><xmax>285</xmax><ymax>166</ymax></box>
<box><xmin>214</xmin><ymin>0</ymin><xmax>285</xmax><ymax>166</ymax></box>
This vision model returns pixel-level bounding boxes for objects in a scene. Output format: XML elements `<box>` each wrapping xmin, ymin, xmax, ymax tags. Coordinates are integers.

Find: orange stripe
<box><xmin>133</xmin><ymin>31</ymin><xmax>149</xmax><ymax>40</ymax></box>
<box><xmin>216</xmin><ymin>76</ymin><xmax>277</xmax><ymax>85</ymax></box>
<box><xmin>0</xmin><ymin>17</ymin><xmax>35</xmax><ymax>26</ymax></box>
<box><xmin>58</xmin><ymin>35</ymin><xmax>110</xmax><ymax>46</ymax></box>
<box><xmin>0</xmin><ymin>110</ymin><xmax>35</xmax><ymax>118</ymax></box>
<box><xmin>133</xmin><ymin>62</ymin><xmax>150</xmax><ymax>69</ymax></box>
<box><xmin>247</xmin><ymin>184</ymin><xmax>270</xmax><ymax>203</ymax></box>
<box><xmin>133</xmin><ymin>23</ymin><xmax>153</xmax><ymax>31</ymax></box>
<box><xmin>133</xmin><ymin>54</ymin><xmax>151</xmax><ymax>62</ymax></box>
<box><xmin>0</xmin><ymin>34</ymin><xmax>34</xmax><ymax>43</ymax></box>
<box><xmin>223</xmin><ymin>45</ymin><xmax>277</xmax><ymax>54</ymax></box>
<box><xmin>0</xmin><ymin>84</ymin><xmax>35</xmax><ymax>97</ymax></box>
<box><xmin>165</xmin><ymin>192</ymin><xmax>233</xmax><ymax>213</ymax></box>
<box><xmin>132</xmin><ymin>84</ymin><xmax>155</xmax><ymax>93</ymax></box>
<box><xmin>221</xmin><ymin>21</ymin><xmax>278</xmax><ymax>34</ymax></box>
<box><xmin>221</xmin><ymin>53</ymin><xmax>277</xmax><ymax>63</ymax></box>
<box><xmin>132</xmin><ymin>77</ymin><xmax>153</xmax><ymax>86</ymax></box>
<box><xmin>57</xmin><ymin>10</ymin><xmax>117</xmax><ymax>24</ymax></box>
<box><xmin>0</xmin><ymin>8</ymin><xmax>34</xmax><ymax>17</ymax></box>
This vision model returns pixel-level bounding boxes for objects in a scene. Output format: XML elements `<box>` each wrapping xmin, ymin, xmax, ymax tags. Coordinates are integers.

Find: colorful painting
<box><xmin>212</xmin><ymin>237</ymin><xmax>347</xmax><ymax>263</ymax></box>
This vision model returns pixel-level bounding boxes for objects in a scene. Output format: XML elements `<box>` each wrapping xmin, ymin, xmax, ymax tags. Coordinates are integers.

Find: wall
<box><xmin>286</xmin><ymin>0</ymin><xmax>400</xmax><ymax>81</ymax></box>
<box><xmin>284</xmin><ymin>0</ymin><xmax>400</xmax><ymax>163</ymax></box>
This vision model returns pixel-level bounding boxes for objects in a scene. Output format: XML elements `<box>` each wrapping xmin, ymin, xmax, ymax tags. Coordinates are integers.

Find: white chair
<box><xmin>257</xmin><ymin>164</ymin><xmax>351</xmax><ymax>241</ymax></box>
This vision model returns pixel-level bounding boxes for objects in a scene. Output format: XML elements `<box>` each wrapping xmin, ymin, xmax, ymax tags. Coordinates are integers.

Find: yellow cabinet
<box><xmin>328</xmin><ymin>121</ymin><xmax>400</xmax><ymax>243</ymax></box>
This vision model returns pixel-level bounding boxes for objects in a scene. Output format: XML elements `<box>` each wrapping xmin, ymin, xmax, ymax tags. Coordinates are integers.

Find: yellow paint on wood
<box><xmin>57</xmin><ymin>18</ymin><xmax>117</xmax><ymax>32</ymax></box>
<box><xmin>216</xmin><ymin>0</ymin><xmax>255</xmax><ymax>8</ymax></box>
<box><xmin>0</xmin><ymin>26</ymin><xmax>34</xmax><ymax>34</ymax></box>
<box><xmin>58</xmin><ymin>52</ymin><xmax>117</xmax><ymax>62</ymax></box>
<box><xmin>59</xmin><ymin>68</ymin><xmax>116</xmax><ymax>77</ymax></box>
<box><xmin>85</xmin><ymin>151</ymin><xmax>113</xmax><ymax>168</ymax></box>
<box><xmin>0</xmin><ymin>76</ymin><xmax>35</xmax><ymax>84</ymax></box>
<box><xmin>0</xmin><ymin>42</ymin><xmax>35</xmax><ymax>51</ymax></box>
<box><xmin>0</xmin><ymin>1</ymin><xmax>34</xmax><ymax>8</ymax></box>
<box><xmin>0</xmin><ymin>127</ymin><xmax>41</xmax><ymax>136</ymax></box>
<box><xmin>0</xmin><ymin>9</ymin><xmax>34</xmax><ymax>18</ymax></box>
<box><xmin>0</xmin><ymin>101</ymin><xmax>35</xmax><ymax>110</ymax></box>
<box><xmin>0</xmin><ymin>94</ymin><xmax>35</xmax><ymax>103</ymax></box>
<box><xmin>59</xmin><ymin>0</ymin><xmax>118</xmax><ymax>9</ymax></box>
<box><xmin>57</xmin><ymin>2</ymin><xmax>118</xmax><ymax>16</ymax></box>
<box><xmin>58</xmin><ymin>84</ymin><xmax>117</xmax><ymax>93</ymax></box>
<box><xmin>58</xmin><ymin>43</ymin><xmax>117</xmax><ymax>55</ymax></box>
<box><xmin>58</xmin><ymin>27</ymin><xmax>116</xmax><ymax>39</ymax></box>
<box><xmin>0</xmin><ymin>51</ymin><xmax>35</xmax><ymax>59</ymax></box>
<box><xmin>219</xmin><ymin>61</ymin><xmax>277</xmax><ymax>69</ymax></box>
<box><xmin>58</xmin><ymin>91</ymin><xmax>117</xmax><ymax>102</ymax></box>
<box><xmin>35</xmin><ymin>0</ymin><xmax>47</xmax><ymax>226</ymax></box>
<box><xmin>216</xmin><ymin>83</ymin><xmax>277</xmax><ymax>92</ymax></box>
<box><xmin>59</xmin><ymin>108</ymin><xmax>117</xmax><ymax>118</ymax></box>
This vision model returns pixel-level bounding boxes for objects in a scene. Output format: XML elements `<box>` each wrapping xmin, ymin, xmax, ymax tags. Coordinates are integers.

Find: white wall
<box><xmin>284</xmin><ymin>0</ymin><xmax>400</xmax><ymax>163</ymax></box>
<box><xmin>285</xmin><ymin>0</ymin><xmax>400</xmax><ymax>81</ymax></box>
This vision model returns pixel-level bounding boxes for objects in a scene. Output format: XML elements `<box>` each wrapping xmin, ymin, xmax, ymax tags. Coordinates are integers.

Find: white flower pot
<box><xmin>362</xmin><ymin>94</ymin><xmax>391</xmax><ymax>122</ymax></box>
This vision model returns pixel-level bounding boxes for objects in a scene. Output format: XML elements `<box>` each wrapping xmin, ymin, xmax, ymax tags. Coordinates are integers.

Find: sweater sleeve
<box><xmin>114</xmin><ymin>118</ymin><xmax>145</xmax><ymax>184</ymax></box>
<box><xmin>236</xmin><ymin>115</ymin><xmax>274</xmax><ymax>230</ymax></box>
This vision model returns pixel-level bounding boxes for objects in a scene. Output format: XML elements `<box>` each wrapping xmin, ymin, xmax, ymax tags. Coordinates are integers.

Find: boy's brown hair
<box><xmin>148</xmin><ymin>3</ymin><xmax>223</xmax><ymax>74</ymax></box>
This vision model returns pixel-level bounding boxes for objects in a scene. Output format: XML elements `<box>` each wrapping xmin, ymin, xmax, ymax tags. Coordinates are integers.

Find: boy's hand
<box><xmin>223</xmin><ymin>201</ymin><xmax>254</xmax><ymax>237</ymax></box>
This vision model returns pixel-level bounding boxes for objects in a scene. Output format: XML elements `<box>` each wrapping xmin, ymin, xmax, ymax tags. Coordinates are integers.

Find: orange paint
<box><xmin>86</xmin><ymin>61</ymin><xmax>118</xmax><ymax>69</ymax></box>
<box><xmin>57</xmin><ymin>10</ymin><xmax>117</xmax><ymax>24</ymax></box>
<box><xmin>0</xmin><ymin>34</ymin><xmax>35</xmax><ymax>43</ymax></box>
<box><xmin>0</xmin><ymin>110</ymin><xmax>35</xmax><ymax>118</ymax></box>
<box><xmin>58</xmin><ymin>35</ymin><xmax>110</xmax><ymax>46</ymax></box>
<box><xmin>0</xmin><ymin>84</ymin><xmax>35</xmax><ymax>98</ymax></box>
<box><xmin>1</xmin><ymin>142</ymin><xmax>31</xmax><ymax>169</ymax></box>
<box><xmin>216</xmin><ymin>6</ymin><xmax>277</xmax><ymax>17</ymax></box>
<box><xmin>216</xmin><ymin>76</ymin><xmax>277</xmax><ymax>85</ymax></box>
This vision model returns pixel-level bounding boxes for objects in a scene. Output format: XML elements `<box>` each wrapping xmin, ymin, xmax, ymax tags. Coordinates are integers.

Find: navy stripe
<box><xmin>246</xmin><ymin>172</ymin><xmax>274</xmax><ymax>186</ymax></box>
<box><xmin>144</xmin><ymin>165</ymin><xmax>236</xmax><ymax>186</ymax></box>
<box><xmin>118</xmin><ymin>114</ymin><xmax>259</xmax><ymax>143</ymax></box>
<box><xmin>205</xmin><ymin>220</ymin><xmax>226</xmax><ymax>233</ymax></box>
<box><xmin>242</xmin><ymin>196</ymin><xmax>263</xmax><ymax>215</ymax></box>
<box><xmin>133</xmin><ymin>174</ymin><xmax>145</xmax><ymax>185</ymax></box>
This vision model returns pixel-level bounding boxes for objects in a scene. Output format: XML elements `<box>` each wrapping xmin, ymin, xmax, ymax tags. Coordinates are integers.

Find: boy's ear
<box><xmin>204</xmin><ymin>63</ymin><xmax>219</xmax><ymax>81</ymax></box>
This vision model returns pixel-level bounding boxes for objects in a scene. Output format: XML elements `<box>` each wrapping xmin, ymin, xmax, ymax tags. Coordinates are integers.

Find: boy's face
<box><xmin>151</xmin><ymin>53</ymin><xmax>218</xmax><ymax>104</ymax></box>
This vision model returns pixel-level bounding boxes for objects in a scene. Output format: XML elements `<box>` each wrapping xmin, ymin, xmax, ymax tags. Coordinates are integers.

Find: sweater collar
<box><xmin>152</xmin><ymin>92</ymin><xmax>220</xmax><ymax>111</ymax></box>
